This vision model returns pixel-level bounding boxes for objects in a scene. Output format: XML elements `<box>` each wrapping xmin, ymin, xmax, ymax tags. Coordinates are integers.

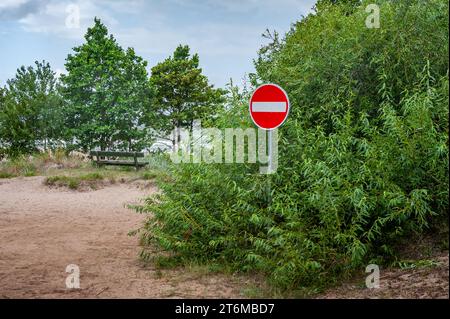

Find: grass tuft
<box><xmin>0</xmin><ymin>172</ymin><xmax>16</xmax><ymax>179</ymax></box>
<box><xmin>44</xmin><ymin>172</ymin><xmax>105</xmax><ymax>190</ymax></box>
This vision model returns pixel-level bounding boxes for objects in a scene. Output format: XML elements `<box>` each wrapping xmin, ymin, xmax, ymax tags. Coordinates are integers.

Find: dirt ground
<box><xmin>0</xmin><ymin>176</ymin><xmax>246</xmax><ymax>298</ymax></box>
<box><xmin>319</xmin><ymin>254</ymin><xmax>449</xmax><ymax>299</ymax></box>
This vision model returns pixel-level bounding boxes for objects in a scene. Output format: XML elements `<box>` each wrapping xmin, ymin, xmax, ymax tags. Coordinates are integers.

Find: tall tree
<box><xmin>149</xmin><ymin>45</ymin><xmax>224</xmax><ymax>148</ymax></box>
<box><xmin>0</xmin><ymin>61</ymin><xmax>63</xmax><ymax>156</ymax></box>
<box><xmin>61</xmin><ymin>18</ymin><xmax>151</xmax><ymax>152</ymax></box>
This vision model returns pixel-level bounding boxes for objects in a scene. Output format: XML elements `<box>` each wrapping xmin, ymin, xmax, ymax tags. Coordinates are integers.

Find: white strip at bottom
<box><xmin>252</xmin><ymin>102</ymin><xmax>286</xmax><ymax>112</ymax></box>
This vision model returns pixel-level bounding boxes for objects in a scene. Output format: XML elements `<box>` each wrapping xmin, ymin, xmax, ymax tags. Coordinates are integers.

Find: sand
<box><xmin>0</xmin><ymin>176</ymin><xmax>244</xmax><ymax>298</ymax></box>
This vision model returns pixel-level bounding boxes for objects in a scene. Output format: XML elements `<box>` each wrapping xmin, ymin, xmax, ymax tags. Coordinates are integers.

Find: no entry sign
<box><xmin>249</xmin><ymin>84</ymin><xmax>290</xmax><ymax>130</ymax></box>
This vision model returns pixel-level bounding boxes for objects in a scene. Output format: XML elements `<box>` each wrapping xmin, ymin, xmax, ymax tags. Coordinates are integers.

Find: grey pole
<box><xmin>267</xmin><ymin>129</ymin><xmax>272</xmax><ymax>205</ymax></box>
<box><xmin>268</xmin><ymin>129</ymin><xmax>272</xmax><ymax>174</ymax></box>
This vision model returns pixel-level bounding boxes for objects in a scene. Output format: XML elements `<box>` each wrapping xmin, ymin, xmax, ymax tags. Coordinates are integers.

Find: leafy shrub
<box><xmin>136</xmin><ymin>0</ymin><xmax>449</xmax><ymax>290</ymax></box>
<box><xmin>140</xmin><ymin>154</ymin><xmax>173</xmax><ymax>182</ymax></box>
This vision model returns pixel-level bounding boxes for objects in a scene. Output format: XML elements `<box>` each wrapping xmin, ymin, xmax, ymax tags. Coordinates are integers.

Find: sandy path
<box><xmin>318</xmin><ymin>254</ymin><xmax>449</xmax><ymax>299</ymax></box>
<box><xmin>0</xmin><ymin>176</ymin><xmax>244</xmax><ymax>298</ymax></box>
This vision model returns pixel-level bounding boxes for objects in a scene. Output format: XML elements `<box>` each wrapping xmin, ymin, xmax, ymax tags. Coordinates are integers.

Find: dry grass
<box><xmin>0</xmin><ymin>149</ymin><xmax>87</xmax><ymax>178</ymax></box>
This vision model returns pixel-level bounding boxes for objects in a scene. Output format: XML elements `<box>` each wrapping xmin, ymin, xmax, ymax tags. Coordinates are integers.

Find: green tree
<box><xmin>315</xmin><ymin>0</ymin><xmax>362</xmax><ymax>13</ymax></box>
<box><xmin>0</xmin><ymin>61</ymin><xmax>63</xmax><ymax>156</ymax></box>
<box><xmin>61</xmin><ymin>18</ymin><xmax>151</xmax><ymax>152</ymax></box>
<box><xmin>149</xmin><ymin>45</ymin><xmax>224</xmax><ymax>149</ymax></box>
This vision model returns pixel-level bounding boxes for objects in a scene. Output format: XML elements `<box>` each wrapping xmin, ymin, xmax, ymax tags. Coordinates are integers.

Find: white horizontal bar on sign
<box><xmin>252</xmin><ymin>102</ymin><xmax>286</xmax><ymax>112</ymax></box>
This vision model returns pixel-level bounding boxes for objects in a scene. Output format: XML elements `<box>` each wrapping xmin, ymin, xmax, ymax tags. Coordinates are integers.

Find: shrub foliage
<box><xmin>139</xmin><ymin>0</ymin><xmax>449</xmax><ymax>289</ymax></box>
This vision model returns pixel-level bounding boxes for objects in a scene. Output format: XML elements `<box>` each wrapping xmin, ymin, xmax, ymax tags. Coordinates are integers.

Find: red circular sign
<box><xmin>249</xmin><ymin>84</ymin><xmax>290</xmax><ymax>130</ymax></box>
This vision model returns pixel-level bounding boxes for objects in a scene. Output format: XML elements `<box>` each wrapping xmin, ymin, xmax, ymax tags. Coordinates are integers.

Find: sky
<box><xmin>0</xmin><ymin>0</ymin><xmax>317</xmax><ymax>89</ymax></box>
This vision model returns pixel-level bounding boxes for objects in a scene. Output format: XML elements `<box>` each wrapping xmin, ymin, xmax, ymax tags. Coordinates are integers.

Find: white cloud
<box><xmin>18</xmin><ymin>0</ymin><xmax>119</xmax><ymax>39</ymax></box>
<box><xmin>114</xmin><ymin>23</ymin><xmax>261</xmax><ymax>57</ymax></box>
<box><xmin>54</xmin><ymin>68</ymin><xmax>64</xmax><ymax>78</ymax></box>
<box><xmin>0</xmin><ymin>0</ymin><xmax>29</xmax><ymax>10</ymax></box>
<box><xmin>95</xmin><ymin>0</ymin><xmax>145</xmax><ymax>14</ymax></box>
<box><xmin>211</xmin><ymin>0</ymin><xmax>313</xmax><ymax>13</ymax></box>
<box><xmin>171</xmin><ymin>0</ymin><xmax>314</xmax><ymax>14</ymax></box>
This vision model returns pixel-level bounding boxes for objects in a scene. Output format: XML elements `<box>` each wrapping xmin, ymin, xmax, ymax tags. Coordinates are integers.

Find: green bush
<box><xmin>136</xmin><ymin>0</ymin><xmax>449</xmax><ymax>290</ymax></box>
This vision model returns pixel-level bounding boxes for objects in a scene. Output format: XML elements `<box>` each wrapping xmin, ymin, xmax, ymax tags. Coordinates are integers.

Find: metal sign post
<box><xmin>267</xmin><ymin>129</ymin><xmax>273</xmax><ymax>204</ymax></box>
<box><xmin>268</xmin><ymin>129</ymin><xmax>272</xmax><ymax>174</ymax></box>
